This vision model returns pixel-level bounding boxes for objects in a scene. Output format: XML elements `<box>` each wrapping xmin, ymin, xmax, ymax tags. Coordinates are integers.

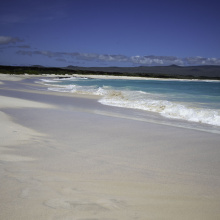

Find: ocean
<box><xmin>40</xmin><ymin>76</ymin><xmax>220</xmax><ymax>132</ymax></box>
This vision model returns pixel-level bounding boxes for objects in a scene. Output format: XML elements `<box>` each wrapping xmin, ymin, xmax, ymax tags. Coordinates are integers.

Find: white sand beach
<box><xmin>0</xmin><ymin>74</ymin><xmax>220</xmax><ymax>220</ymax></box>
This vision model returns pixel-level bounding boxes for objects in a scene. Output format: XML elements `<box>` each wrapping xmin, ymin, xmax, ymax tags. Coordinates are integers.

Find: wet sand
<box><xmin>0</xmin><ymin>74</ymin><xmax>220</xmax><ymax>220</ymax></box>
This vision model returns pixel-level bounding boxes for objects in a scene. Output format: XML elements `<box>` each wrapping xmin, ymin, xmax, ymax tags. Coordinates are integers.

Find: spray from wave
<box><xmin>43</xmin><ymin>79</ymin><xmax>220</xmax><ymax>127</ymax></box>
<box><xmin>99</xmin><ymin>90</ymin><xmax>220</xmax><ymax>126</ymax></box>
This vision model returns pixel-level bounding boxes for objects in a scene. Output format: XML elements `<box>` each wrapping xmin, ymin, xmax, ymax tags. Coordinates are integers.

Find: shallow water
<box><xmin>39</xmin><ymin>77</ymin><xmax>220</xmax><ymax>128</ymax></box>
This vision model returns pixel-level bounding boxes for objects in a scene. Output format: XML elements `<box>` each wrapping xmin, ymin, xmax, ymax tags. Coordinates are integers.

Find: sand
<box><xmin>0</xmin><ymin>74</ymin><xmax>220</xmax><ymax>220</ymax></box>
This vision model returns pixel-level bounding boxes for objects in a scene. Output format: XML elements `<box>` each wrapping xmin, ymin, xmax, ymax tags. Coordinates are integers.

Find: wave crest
<box><xmin>99</xmin><ymin>91</ymin><xmax>220</xmax><ymax>126</ymax></box>
<box><xmin>44</xmin><ymin>81</ymin><xmax>220</xmax><ymax>127</ymax></box>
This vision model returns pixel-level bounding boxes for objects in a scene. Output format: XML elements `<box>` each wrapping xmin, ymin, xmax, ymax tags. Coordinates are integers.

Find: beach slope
<box><xmin>0</xmin><ymin>74</ymin><xmax>220</xmax><ymax>220</ymax></box>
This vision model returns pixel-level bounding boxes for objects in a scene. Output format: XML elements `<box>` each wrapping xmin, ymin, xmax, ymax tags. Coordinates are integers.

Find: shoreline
<box><xmin>1</xmin><ymin>74</ymin><xmax>220</xmax><ymax>219</ymax></box>
<box><xmin>1</xmin><ymin>64</ymin><xmax>220</xmax><ymax>80</ymax></box>
<box><xmin>72</xmin><ymin>74</ymin><xmax>220</xmax><ymax>82</ymax></box>
<box><xmin>1</xmin><ymin>72</ymin><xmax>220</xmax><ymax>82</ymax></box>
<box><xmin>1</xmin><ymin>73</ymin><xmax>220</xmax><ymax>134</ymax></box>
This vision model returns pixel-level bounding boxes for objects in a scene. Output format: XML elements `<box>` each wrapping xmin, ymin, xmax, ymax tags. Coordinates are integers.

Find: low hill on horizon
<box><xmin>65</xmin><ymin>65</ymin><xmax>220</xmax><ymax>78</ymax></box>
<box><xmin>1</xmin><ymin>65</ymin><xmax>220</xmax><ymax>79</ymax></box>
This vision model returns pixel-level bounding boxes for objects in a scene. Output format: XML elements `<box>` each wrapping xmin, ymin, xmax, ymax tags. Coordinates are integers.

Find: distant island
<box><xmin>1</xmin><ymin>65</ymin><xmax>220</xmax><ymax>80</ymax></box>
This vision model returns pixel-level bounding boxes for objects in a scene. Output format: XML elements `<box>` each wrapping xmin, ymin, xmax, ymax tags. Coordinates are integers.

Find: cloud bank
<box><xmin>185</xmin><ymin>56</ymin><xmax>220</xmax><ymax>65</ymax></box>
<box><xmin>16</xmin><ymin>49</ymin><xmax>220</xmax><ymax>66</ymax></box>
<box><xmin>0</xmin><ymin>36</ymin><xmax>23</xmax><ymax>45</ymax></box>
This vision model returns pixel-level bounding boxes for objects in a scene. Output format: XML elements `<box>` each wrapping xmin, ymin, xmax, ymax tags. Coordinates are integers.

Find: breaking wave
<box><xmin>45</xmin><ymin>82</ymin><xmax>220</xmax><ymax>127</ymax></box>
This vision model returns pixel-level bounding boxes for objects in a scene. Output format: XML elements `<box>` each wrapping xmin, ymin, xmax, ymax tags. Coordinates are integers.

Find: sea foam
<box><xmin>40</xmin><ymin>77</ymin><xmax>220</xmax><ymax>126</ymax></box>
<box><xmin>98</xmin><ymin>90</ymin><xmax>220</xmax><ymax>126</ymax></box>
<box><xmin>45</xmin><ymin>81</ymin><xmax>220</xmax><ymax>127</ymax></box>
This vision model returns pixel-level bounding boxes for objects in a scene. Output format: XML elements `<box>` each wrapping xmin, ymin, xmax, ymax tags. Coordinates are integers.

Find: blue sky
<box><xmin>1</xmin><ymin>0</ymin><xmax>220</xmax><ymax>67</ymax></box>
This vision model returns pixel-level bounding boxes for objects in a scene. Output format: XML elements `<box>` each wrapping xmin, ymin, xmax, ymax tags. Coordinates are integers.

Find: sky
<box><xmin>0</xmin><ymin>0</ymin><xmax>220</xmax><ymax>67</ymax></box>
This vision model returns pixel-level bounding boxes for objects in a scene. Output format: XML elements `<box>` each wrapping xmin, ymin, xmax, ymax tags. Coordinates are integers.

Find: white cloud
<box><xmin>130</xmin><ymin>55</ymin><xmax>184</xmax><ymax>65</ymax></box>
<box><xmin>16</xmin><ymin>50</ymin><xmax>62</xmax><ymax>58</ymax></box>
<box><xmin>0</xmin><ymin>36</ymin><xmax>23</xmax><ymax>45</ymax></box>
<box><xmin>185</xmin><ymin>56</ymin><xmax>220</xmax><ymax>65</ymax></box>
<box><xmin>16</xmin><ymin>49</ymin><xmax>220</xmax><ymax>66</ymax></box>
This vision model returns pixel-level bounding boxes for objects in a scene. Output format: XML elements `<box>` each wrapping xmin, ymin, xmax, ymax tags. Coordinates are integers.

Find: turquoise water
<box><xmin>40</xmin><ymin>77</ymin><xmax>220</xmax><ymax>127</ymax></box>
